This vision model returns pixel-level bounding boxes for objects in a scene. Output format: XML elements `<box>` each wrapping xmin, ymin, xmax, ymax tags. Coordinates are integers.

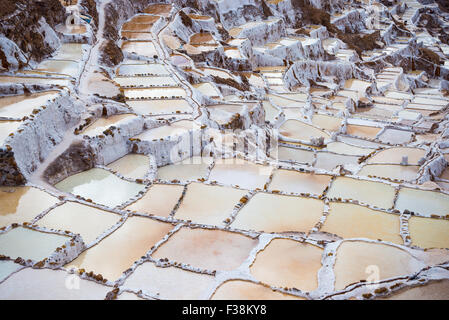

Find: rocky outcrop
<box><xmin>0</xmin><ymin>0</ymin><xmax>66</xmax><ymax>68</ymax></box>
<box><xmin>0</xmin><ymin>147</ymin><xmax>26</xmax><ymax>186</ymax></box>
<box><xmin>99</xmin><ymin>40</ymin><xmax>124</xmax><ymax>67</ymax></box>
<box><xmin>43</xmin><ymin>141</ymin><xmax>96</xmax><ymax>186</ymax></box>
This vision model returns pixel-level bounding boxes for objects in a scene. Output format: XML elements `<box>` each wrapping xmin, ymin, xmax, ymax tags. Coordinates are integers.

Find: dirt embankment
<box><xmin>100</xmin><ymin>40</ymin><xmax>124</xmax><ymax>67</ymax></box>
<box><xmin>212</xmin><ymin>75</ymin><xmax>250</xmax><ymax>92</ymax></box>
<box><xmin>0</xmin><ymin>0</ymin><xmax>66</xmax><ymax>68</ymax></box>
<box><xmin>43</xmin><ymin>142</ymin><xmax>96</xmax><ymax>186</ymax></box>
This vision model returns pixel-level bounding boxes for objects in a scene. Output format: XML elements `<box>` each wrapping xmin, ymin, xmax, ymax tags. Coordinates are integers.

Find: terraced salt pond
<box><xmin>0</xmin><ymin>227</ymin><xmax>70</xmax><ymax>261</ymax></box>
<box><xmin>212</xmin><ymin>280</ymin><xmax>301</xmax><ymax>300</ymax></box>
<box><xmin>346</xmin><ymin>124</ymin><xmax>381</xmax><ymax>139</ymax></box>
<box><xmin>124</xmin><ymin>261</ymin><xmax>215</xmax><ymax>299</ymax></box>
<box><xmin>333</xmin><ymin>241</ymin><xmax>425</xmax><ymax>291</ymax></box>
<box><xmin>379</xmin><ymin>281</ymin><xmax>449</xmax><ymax>300</ymax></box>
<box><xmin>52</xmin><ymin>43</ymin><xmax>86</xmax><ymax>60</ymax></box>
<box><xmin>338</xmin><ymin>135</ymin><xmax>385</xmax><ymax>148</ymax></box>
<box><xmin>224</xmin><ymin>48</ymin><xmax>242</xmax><ymax>59</ymax></box>
<box><xmin>0</xmin><ymin>76</ymin><xmax>72</xmax><ymax>87</ymax></box>
<box><xmin>117</xmin><ymin>63</ymin><xmax>169</xmax><ymax>76</ymax></box>
<box><xmin>35</xmin><ymin>60</ymin><xmax>80</xmax><ymax>78</ymax></box>
<box><xmin>279</xmin><ymin>119</ymin><xmax>330</xmax><ymax>142</ymax></box>
<box><xmin>125</xmin><ymin>184</ymin><xmax>184</xmax><ymax>217</ymax></box>
<box><xmin>322</xmin><ymin>202</ymin><xmax>402</xmax><ymax>244</ymax></box>
<box><xmin>395</xmin><ymin>187</ymin><xmax>449</xmax><ymax>217</ymax></box>
<box><xmin>408</xmin><ymin>216</ymin><xmax>449</xmax><ymax>249</ymax></box>
<box><xmin>269</xmin><ymin>170</ymin><xmax>331</xmax><ymax>195</ymax></box>
<box><xmin>123</xmin><ymin>14</ymin><xmax>160</xmax><ymax>29</ymax></box>
<box><xmin>327</xmin><ymin>177</ymin><xmax>395</xmax><ymax>209</ymax></box>
<box><xmin>193</xmin><ymin>83</ymin><xmax>221</xmax><ymax>98</ymax></box>
<box><xmin>107</xmin><ymin>154</ymin><xmax>150</xmax><ymax>179</ymax></box>
<box><xmin>122</xmin><ymin>31</ymin><xmax>154</xmax><ymax>41</ymax></box>
<box><xmin>368</xmin><ymin>147</ymin><xmax>426</xmax><ymax>165</ymax></box>
<box><xmin>199</xmin><ymin>67</ymin><xmax>234</xmax><ymax>80</ymax></box>
<box><xmin>0</xmin><ymin>268</ymin><xmax>110</xmax><ymax>300</ymax></box>
<box><xmin>69</xmin><ymin>217</ymin><xmax>173</xmax><ymax>280</ymax></box>
<box><xmin>144</xmin><ymin>3</ymin><xmax>172</xmax><ymax>16</ymax></box>
<box><xmin>326</xmin><ymin>142</ymin><xmax>374</xmax><ymax>156</ymax></box>
<box><xmin>208</xmin><ymin>158</ymin><xmax>273</xmax><ymax>190</ymax></box>
<box><xmin>314</xmin><ymin>152</ymin><xmax>359</xmax><ymax>170</ymax></box>
<box><xmin>113</xmin><ymin>76</ymin><xmax>177</xmax><ymax>87</ymax></box>
<box><xmin>121</xmin><ymin>41</ymin><xmax>158</xmax><ymax>57</ymax></box>
<box><xmin>377</xmin><ymin>128</ymin><xmax>413</xmax><ymax>145</ymax></box>
<box><xmin>123</xmin><ymin>87</ymin><xmax>186</xmax><ymax>99</ymax></box>
<box><xmin>0</xmin><ymin>261</ymin><xmax>21</xmax><ymax>283</ymax></box>
<box><xmin>277</xmin><ymin>146</ymin><xmax>314</xmax><ymax>165</ymax></box>
<box><xmin>136</xmin><ymin>120</ymin><xmax>199</xmax><ymax>140</ymax></box>
<box><xmin>37</xmin><ymin>202</ymin><xmax>121</xmax><ymax>245</ymax></box>
<box><xmin>170</xmin><ymin>54</ymin><xmax>190</xmax><ymax>67</ymax></box>
<box><xmin>55</xmin><ymin>168</ymin><xmax>146</xmax><ymax>207</ymax></box>
<box><xmin>358</xmin><ymin>164</ymin><xmax>419</xmax><ymax>182</ymax></box>
<box><xmin>232</xmin><ymin>193</ymin><xmax>323</xmax><ymax>233</ymax></box>
<box><xmin>157</xmin><ymin>156</ymin><xmax>213</xmax><ymax>182</ymax></box>
<box><xmin>245</xmin><ymin>73</ymin><xmax>265</xmax><ymax>88</ymax></box>
<box><xmin>127</xmin><ymin>99</ymin><xmax>192</xmax><ymax>115</ymax></box>
<box><xmin>190</xmin><ymin>32</ymin><xmax>216</xmax><ymax>45</ymax></box>
<box><xmin>262</xmin><ymin>101</ymin><xmax>280</xmax><ymax>123</ymax></box>
<box><xmin>174</xmin><ymin>183</ymin><xmax>246</xmax><ymax>225</ymax></box>
<box><xmin>152</xmin><ymin>227</ymin><xmax>258</xmax><ymax>271</ymax></box>
<box><xmin>206</xmin><ymin>104</ymin><xmax>247</xmax><ymax>125</ymax></box>
<box><xmin>80</xmin><ymin>114</ymin><xmax>138</xmax><ymax>137</ymax></box>
<box><xmin>250</xmin><ymin>239</ymin><xmax>322</xmax><ymax>292</ymax></box>
<box><xmin>55</xmin><ymin>23</ymin><xmax>87</xmax><ymax>34</ymax></box>
<box><xmin>0</xmin><ymin>91</ymin><xmax>60</xmax><ymax>119</ymax></box>
<box><xmin>311</xmin><ymin>114</ymin><xmax>342</xmax><ymax>132</ymax></box>
<box><xmin>81</xmin><ymin>72</ymin><xmax>120</xmax><ymax>97</ymax></box>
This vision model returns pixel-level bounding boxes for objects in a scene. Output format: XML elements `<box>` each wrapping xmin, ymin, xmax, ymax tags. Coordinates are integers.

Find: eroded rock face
<box><xmin>100</xmin><ymin>40</ymin><xmax>124</xmax><ymax>67</ymax></box>
<box><xmin>0</xmin><ymin>0</ymin><xmax>66</xmax><ymax>66</ymax></box>
<box><xmin>43</xmin><ymin>141</ymin><xmax>96</xmax><ymax>186</ymax></box>
<box><xmin>0</xmin><ymin>147</ymin><xmax>25</xmax><ymax>186</ymax></box>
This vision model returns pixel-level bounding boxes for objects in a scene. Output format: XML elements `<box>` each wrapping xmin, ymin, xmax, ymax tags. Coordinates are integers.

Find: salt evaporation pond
<box><xmin>55</xmin><ymin>168</ymin><xmax>146</xmax><ymax>207</ymax></box>
<box><xmin>0</xmin><ymin>187</ymin><xmax>58</xmax><ymax>227</ymax></box>
<box><xmin>0</xmin><ymin>227</ymin><xmax>70</xmax><ymax>261</ymax></box>
<box><xmin>127</xmin><ymin>99</ymin><xmax>192</xmax><ymax>115</ymax></box>
<box><xmin>37</xmin><ymin>202</ymin><xmax>121</xmax><ymax>245</ymax></box>
<box><xmin>0</xmin><ymin>91</ymin><xmax>60</xmax><ymax>119</ymax></box>
<box><xmin>107</xmin><ymin>154</ymin><xmax>150</xmax><ymax>179</ymax></box>
<box><xmin>157</xmin><ymin>156</ymin><xmax>213</xmax><ymax>182</ymax></box>
<box><xmin>80</xmin><ymin>114</ymin><xmax>138</xmax><ymax>137</ymax></box>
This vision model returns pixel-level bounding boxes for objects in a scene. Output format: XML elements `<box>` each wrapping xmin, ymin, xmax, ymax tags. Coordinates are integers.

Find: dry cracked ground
<box><xmin>0</xmin><ymin>0</ymin><xmax>449</xmax><ymax>300</ymax></box>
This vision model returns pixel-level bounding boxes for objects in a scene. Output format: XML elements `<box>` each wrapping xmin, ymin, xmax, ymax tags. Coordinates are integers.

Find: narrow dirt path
<box><xmin>29</xmin><ymin>0</ymin><xmax>113</xmax><ymax>186</ymax></box>
<box><xmin>153</xmin><ymin>8</ymin><xmax>203</xmax><ymax>116</ymax></box>
<box><xmin>78</xmin><ymin>0</ymin><xmax>113</xmax><ymax>97</ymax></box>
